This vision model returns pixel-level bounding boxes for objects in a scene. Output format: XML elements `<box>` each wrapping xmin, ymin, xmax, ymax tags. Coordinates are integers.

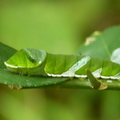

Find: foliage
<box><xmin>1</xmin><ymin>1</ymin><xmax>120</xmax><ymax>120</ymax></box>
<box><xmin>1</xmin><ymin>25</ymin><xmax>120</xmax><ymax>90</ymax></box>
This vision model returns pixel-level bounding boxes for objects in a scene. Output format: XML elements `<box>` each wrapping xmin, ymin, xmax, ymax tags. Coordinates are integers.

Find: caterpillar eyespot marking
<box><xmin>29</xmin><ymin>57</ymin><xmax>36</xmax><ymax>63</ymax></box>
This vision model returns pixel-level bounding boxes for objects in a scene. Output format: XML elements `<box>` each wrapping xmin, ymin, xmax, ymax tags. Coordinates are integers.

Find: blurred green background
<box><xmin>1</xmin><ymin>0</ymin><xmax>120</xmax><ymax>120</ymax></box>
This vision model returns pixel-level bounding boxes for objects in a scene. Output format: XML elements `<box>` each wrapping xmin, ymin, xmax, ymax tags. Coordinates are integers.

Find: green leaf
<box><xmin>78</xmin><ymin>25</ymin><xmax>120</xmax><ymax>60</ymax></box>
<box><xmin>1</xmin><ymin>26</ymin><xmax>120</xmax><ymax>90</ymax></box>
<box><xmin>0</xmin><ymin>42</ymin><xmax>69</xmax><ymax>89</ymax></box>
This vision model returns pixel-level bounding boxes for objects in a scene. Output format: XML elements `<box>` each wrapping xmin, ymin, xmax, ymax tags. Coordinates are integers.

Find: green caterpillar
<box><xmin>4</xmin><ymin>48</ymin><xmax>120</xmax><ymax>80</ymax></box>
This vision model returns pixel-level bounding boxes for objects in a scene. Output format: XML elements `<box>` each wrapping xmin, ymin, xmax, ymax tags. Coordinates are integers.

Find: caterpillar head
<box><xmin>4</xmin><ymin>48</ymin><xmax>47</xmax><ymax>75</ymax></box>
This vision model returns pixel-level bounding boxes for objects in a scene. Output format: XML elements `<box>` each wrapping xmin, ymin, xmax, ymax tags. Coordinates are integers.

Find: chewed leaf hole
<box><xmin>111</xmin><ymin>48</ymin><xmax>120</xmax><ymax>64</ymax></box>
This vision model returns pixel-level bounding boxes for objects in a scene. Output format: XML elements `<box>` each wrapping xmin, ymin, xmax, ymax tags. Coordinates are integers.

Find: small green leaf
<box><xmin>78</xmin><ymin>25</ymin><xmax>120</xmax><ymax>60</ymax></box>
